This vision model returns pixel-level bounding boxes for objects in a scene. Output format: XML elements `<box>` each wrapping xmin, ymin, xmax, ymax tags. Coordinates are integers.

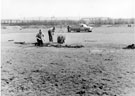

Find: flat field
<box><xmin>1</xmin><ymin>25</ymin><xmax>135</xmax><ymax>96</ymax></box>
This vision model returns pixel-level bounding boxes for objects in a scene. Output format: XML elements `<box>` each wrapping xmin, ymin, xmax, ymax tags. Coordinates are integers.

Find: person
<box><xmin>36</xmin><ymin>29</ymin><xmax>44</xmax><ymax>46</ymax></box>
<box><xmin>48</xmin><ymin>27</ymin><xmax>55</xmax><ymax>42</ymax></box>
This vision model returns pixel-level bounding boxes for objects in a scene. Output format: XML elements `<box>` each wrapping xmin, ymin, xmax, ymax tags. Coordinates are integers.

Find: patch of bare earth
<box><xmin>1</xmin><ymin>43</ymin><xmax>135</xmax><ymax>96</ymax></box>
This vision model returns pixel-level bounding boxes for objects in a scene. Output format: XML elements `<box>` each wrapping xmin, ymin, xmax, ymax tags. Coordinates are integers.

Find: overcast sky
<box><xmin>1</xmin><ymin>0</ymin><xmax>135</xmax><ymax>19</ymax></box>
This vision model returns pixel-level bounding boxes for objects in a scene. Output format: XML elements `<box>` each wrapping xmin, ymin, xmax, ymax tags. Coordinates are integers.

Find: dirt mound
<box><xmin>14</xmin><ymin>42</ymin><xmax>84</xmax><ymax>48</ymax></box>
<box><xmin>123</xmin><ymin>44</ymin><xmax>135</xmax><ymax>49</ymax></box>
<box><xmin>14</xmin><ymin>42</ymin><xmax>25</xmax><ymax>44</ymax></box>
<box><xmin>49</xmin><ymin>43</ymin><xmax>84</xmax><ymax>48</ymax></box>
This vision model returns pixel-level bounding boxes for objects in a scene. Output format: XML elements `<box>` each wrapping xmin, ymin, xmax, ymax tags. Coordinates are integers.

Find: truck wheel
<box><xmin>77</xmin><ymin>30</ymin><xmax>80</xmax><ymax>32</ymax></box>
<box><xmin>88</xmin><ymin>30</ymin><xmax>92</xmax><ymax>32</ymax></box>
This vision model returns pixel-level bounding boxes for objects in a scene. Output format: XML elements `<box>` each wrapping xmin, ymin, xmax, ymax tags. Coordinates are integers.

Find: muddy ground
<box><xmin>1</xmin><ymin>26</ymin><xmax>135</xmax><ymax>96</ymax></box>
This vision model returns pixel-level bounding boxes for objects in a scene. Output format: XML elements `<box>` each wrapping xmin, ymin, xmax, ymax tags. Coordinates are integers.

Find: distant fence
<box><xmin>1</xmin><ymin>19</ymin><xmax>86</xmax><ymax>27</ymax></box>
<box><xmin>1</xmin><ymin>18</ymin><xmax>135</xmax><ymax>26</ymax></box>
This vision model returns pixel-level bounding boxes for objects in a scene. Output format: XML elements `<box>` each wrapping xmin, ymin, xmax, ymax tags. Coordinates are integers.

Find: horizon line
<box><xmin>1</xmin><ymin>16</ymin><xmax>135</xmax><ymax>20</ymax></box>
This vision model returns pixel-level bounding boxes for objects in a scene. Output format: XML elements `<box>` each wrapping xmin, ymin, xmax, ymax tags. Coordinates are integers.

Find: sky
<box><xmin>1</xmin><ymin>0</ymin><xmax>135</xmax><ymax>19</ymax></box>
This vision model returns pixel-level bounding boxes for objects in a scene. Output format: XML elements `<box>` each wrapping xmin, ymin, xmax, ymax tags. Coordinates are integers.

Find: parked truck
<box><xmin>67</xmin><ymin>24</ymin><xmax>93</xmax><ymax>32</ymax></box>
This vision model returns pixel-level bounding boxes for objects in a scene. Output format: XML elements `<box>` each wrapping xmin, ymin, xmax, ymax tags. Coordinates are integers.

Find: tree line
<box><xmin>1</xmin><ymin>18</ymin><xmax>134</xmax><ymax>26</ymax></box>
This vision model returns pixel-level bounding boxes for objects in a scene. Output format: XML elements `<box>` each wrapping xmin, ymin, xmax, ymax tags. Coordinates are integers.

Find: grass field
<box><xmin>1</xmin><ymin>26</ymin><xmax>135</xmax><ymax>44</ymax></box>
<box><xmin>1</xmin><ymin>25</ymin><xmax>135</xmax><ymax>96</ymax></box>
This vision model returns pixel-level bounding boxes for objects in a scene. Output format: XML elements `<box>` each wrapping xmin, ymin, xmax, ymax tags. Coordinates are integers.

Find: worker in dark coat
<box><xmin>36</xmin><ymin>29</ymin><xmax>44</xmax><ymax>46</ymax></box>
<box><xmin>48</xmin><ymin>27</ymin><xmax>55</xmax><ymax>42</ymax></box>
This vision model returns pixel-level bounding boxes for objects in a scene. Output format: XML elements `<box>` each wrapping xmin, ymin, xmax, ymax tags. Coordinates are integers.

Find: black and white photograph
<box><xmin>1</xmin><ymin>0</ymin><xmax>135</xmax><ymax>96</ymax></box>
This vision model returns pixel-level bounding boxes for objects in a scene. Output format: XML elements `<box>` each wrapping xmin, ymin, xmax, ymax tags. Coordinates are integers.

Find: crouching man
<box><xmin>36</xmin><ymin>29</ymin><xmax>44</xmax><ymax>46</ymax></box>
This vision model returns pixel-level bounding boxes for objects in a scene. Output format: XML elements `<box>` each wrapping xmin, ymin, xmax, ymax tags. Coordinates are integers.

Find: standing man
<box><xmin>36</xmin><ymin>29</ymin><xmax>44</xmax><ymax>46</ymax></box>
<box><xmin>48</xmin><ymin>27</ymin><xmax>55</xmax><ymax>42</ymax></box>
